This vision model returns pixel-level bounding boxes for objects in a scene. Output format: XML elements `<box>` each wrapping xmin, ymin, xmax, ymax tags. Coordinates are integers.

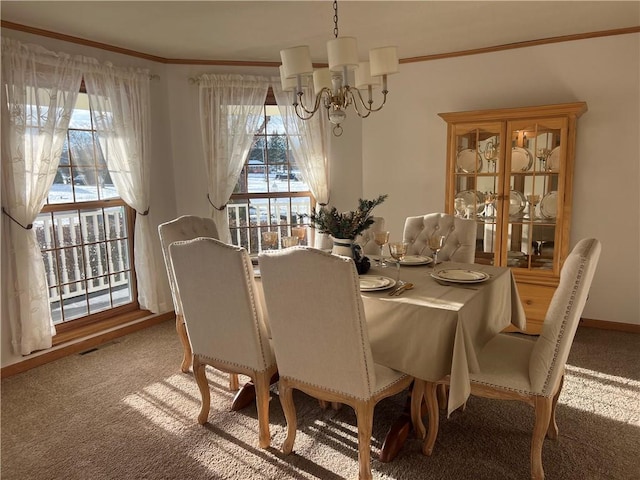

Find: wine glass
<box><xmin>428</xmin><ymin>234</ymin><xmax>446</xmax><ymax>268</ymax></box>
<box><xmin>484</xmin><ymin>192</ymin><xmax>497</xmax><ymax>218</ymax></box>
<box><xmin>483</xmin><ymin>140</ymin><xmax>498</xmax><ymax>172</ymax></box>
<box><xmin>373</xmin><ymin>231</ymin><xmax>390</xmax><ymax>267</ymax></box>
<box><xmin>291</xmin><ymin>226</ymin><xmax>307</xmax><ymax>246</ymax></box>
<box><xmin>537</xmin><ymin>147</ymin><xmax>551</xmax><ymax>171</ymax></box>
<box><xmin>388</xmin><ymin>241</ymin><xmax>408</xmax><ymax>286</ymax></box>
<box><xmin>527</xmin><ymin>194</ymin><xmax>540</xmax><ymax>220</ymax></box>
<box><xmin>454</xmin><ymin>198</ymin><xmax>467</xmax><ymax>218</ymax></box>
<box><xmin>262</xmin><ymin>231</ymin><xmax>279</xmax><ymax>251</ymax></box>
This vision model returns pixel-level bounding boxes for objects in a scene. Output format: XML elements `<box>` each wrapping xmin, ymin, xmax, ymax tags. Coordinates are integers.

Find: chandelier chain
<box><xmin>333</xmin><ymin>0</ymin><xmax>339</xmax><ymax>38</ymax></box>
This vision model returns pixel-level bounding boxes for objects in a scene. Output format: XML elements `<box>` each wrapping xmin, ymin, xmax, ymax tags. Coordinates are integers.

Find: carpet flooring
<box><xmin>2</xmin><ymin>320</ymin><xmax>638</xmax><ymax>479</ymax></box>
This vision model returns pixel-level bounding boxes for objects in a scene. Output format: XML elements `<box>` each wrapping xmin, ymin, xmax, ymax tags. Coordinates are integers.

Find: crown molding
<box><xmin>2</xmin><ymin>20</ymin><xmax>639</xmax><ymax>67</ymax></box>
<box><xmin>401</xmin><ymin>25</ymin><xmax>640</xmax><ymax>64</ymax></box>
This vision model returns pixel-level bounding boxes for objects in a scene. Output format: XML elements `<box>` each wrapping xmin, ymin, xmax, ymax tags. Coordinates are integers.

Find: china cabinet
<box><xmin>439</xmin><ymin>102</ymin><xmax>587</xmax><ymax>334</ymax></box>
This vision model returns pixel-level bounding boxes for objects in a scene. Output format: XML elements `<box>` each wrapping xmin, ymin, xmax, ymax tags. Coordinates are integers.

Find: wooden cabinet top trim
<box><xmin>439</xmin><ymin>102</ymin><xmax>588</xmax><ymax>123</ymax></box>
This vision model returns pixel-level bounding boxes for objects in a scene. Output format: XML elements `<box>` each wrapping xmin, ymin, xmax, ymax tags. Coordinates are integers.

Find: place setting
<box><xmin>394</xmin><ymin>254</ymin><xmax>433</xmax><ymax>266</ymax></box>
<box><xmin>360</xmin><ymin>241</ymin><xmax>415</xmax><ymax>296</ymax></box>
<box><xmin>358</xmin><ymin>275</ymin><xmax>396</xmax><ymax>292</ymax></box>
<box><xmin>430</xmin><ymin>266</ymin><xmax>491</xmax><ymax>290</ymax></box>
<box><xmin>431</xmin><ymin>268</ymin><xmax>490</xmax><ymax>283</ymax></box>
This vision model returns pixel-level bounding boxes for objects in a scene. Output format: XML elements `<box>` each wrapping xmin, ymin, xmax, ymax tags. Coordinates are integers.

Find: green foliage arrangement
<box><xmin>308</xmin><ymin>194</ymin><xmax>388</xmax><ymax>240</ymax></box>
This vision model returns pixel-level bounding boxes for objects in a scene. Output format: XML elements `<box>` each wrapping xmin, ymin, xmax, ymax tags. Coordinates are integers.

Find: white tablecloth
<box><xmin>361</xmin><ymin>262</ymin><xmax>526</xmax><ymax>415</ymax></box>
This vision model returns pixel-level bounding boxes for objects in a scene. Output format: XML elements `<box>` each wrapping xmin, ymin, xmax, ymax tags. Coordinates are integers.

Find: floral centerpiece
<box><xmin>308</xmin><ymin>194</ymin><xmax>388</xmax><ymax>240</ymax></box>
<box><xmin>307</xmin><ymin>194</ymin><xmax>387</xmax><ymax>270</ymax></box>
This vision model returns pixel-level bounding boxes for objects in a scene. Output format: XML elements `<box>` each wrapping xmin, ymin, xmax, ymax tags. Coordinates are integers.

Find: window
<box><xmin>34</xmin><ymin>91</ymin><xmax>137</xmax><ymax>331</ymax></box>
<box><xmin>228</xmin><ymin>92</ymin><xmax>315</xmax><ymax>252</ymax></box>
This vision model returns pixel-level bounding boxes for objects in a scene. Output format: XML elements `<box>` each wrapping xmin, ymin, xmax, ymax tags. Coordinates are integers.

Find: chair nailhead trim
<box><xmin>471</xmin><ymin>380</ymin><xmax>539</xmax><ymax>397</ymax></box>
<box><xmin>541</xmin><ymin>252</ymin><xmax>589</xmax><ymax>396</ymax></box>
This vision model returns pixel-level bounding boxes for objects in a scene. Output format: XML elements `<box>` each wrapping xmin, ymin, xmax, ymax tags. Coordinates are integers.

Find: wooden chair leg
<box><xmin>436</xmin><ymin>383</ymin><xmax>466</xmax><ymax>412</ymax></box>
<box><xmin>436</xmin><ymin>383</ymin><xmax>447</xmax><ymax>410</ymax></box>
<box><xmin>254</xmin><ymin>370</ymin><xmax>272</xmax><ymax>449</ymax></box>
<box><xmin>279</xmin><ymin>378</ymin><xmax>297</xmax><ymax>455</ymax></box>
<box><xmin>229</xmin><ymin>373</ymin><xmax>240</xmax><ymax>391</ymax></box>
<box><xmin>547</xmin><ymin>375</ymin><xmax>564</xmax><ymax>440</ymax></box>
<box><xmin>176</xmin><ymin>314</ymin><xmax>193</xmax><ymax>373</ymax></box>
<box><xmin>423</xmin><ymin>381</ymin><xmax>440</xmax><ymax>456</ymax></box>
<box><xmin>411</xmin><ymin>380</ymin><xmax>426</xmax><ymax>439</ymax></box>
<box><xmin>192</xmin><ymin>357</ymin><xmax>210</xmax><ymax>425</ymax></box>
<box><xmin>532</xmin><ymin>396</ymin><xmax>553</xmax><ymax>480</ymax></box>
<box><xmin>317</xmin><ymin>400</ymin><xmax>341</xmax><ymax>410</ymax></box>
<box><xmin>354</xmin><ymin>401</ymin><xmax>375</xmax><ymax>480</ymax></box>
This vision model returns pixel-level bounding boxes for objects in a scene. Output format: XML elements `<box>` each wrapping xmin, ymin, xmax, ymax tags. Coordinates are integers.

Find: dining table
<box><xmin>362</xmin><ymin>259</ymin><xmax>526</xmax><ymax>416</ymax></box>
<box><xmin>359</xmin><ymin>258</ymin><xmax>526</xmax><ymax>460</ymax></box>
<box><xmin>249</xmin><ymin>253</ymin><xmax>526</xmax><ymax>460</ymax></box>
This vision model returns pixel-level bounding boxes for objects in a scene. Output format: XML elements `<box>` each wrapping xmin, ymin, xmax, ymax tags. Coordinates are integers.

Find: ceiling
<box><xmin>1</xmin><ymin>1</ymin><xmax>639</xmax><ymax>64</ymax></box>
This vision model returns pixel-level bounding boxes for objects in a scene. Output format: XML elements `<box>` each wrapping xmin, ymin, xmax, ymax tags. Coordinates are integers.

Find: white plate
<box><xmin>455</xmin><ymin>190</ymin><xmax>485</xmax><ymax>215</ymax></box>
<box><xmin>398</xmin><ymin>255</ymin><xmax>433</xmax><ymax>266</ymax></box>
<box><xmin>359</xmin><ymin>275</ymin><xmax>396</xmax><ymax>292</ymax></box>
<box><xmin>547</xmin><ymin>146</ymin><xmax>561</xmax><ymax>172</ymax></box>
<box><xmin>540</xmin><ymin>191</ymin><xmax>558</xmax><ymax>218</ymax></box>
<box><xmin>456</xmin><ymin>149</ymin><xmax>482</xmax><ymax>173</ymax></box>
<box><xmin>431</xmin><ymin>269</ymin><xmax>490</xmax><ymax>284</ymax></box>
<box><xmin>509</xmin><ymin>190</ymin><xmax>526</xmax><ymax>216</ymax></box>
<box><xmin>511</xmin><ymin>147</ymin><xmax>533</xmax><ymax>172</ymax></box>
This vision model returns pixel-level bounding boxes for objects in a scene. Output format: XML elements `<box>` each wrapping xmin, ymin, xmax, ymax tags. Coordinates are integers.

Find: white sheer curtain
<box><xmin>272</xmin><ymin>78</ymin><xmax>330</xmax><ymax>206</ymax></box>
<box><xmin>82</xmin><ymin>59</ymin><xmax>162</xmax><ymax>313</ymax></box>
<box><xmin>198</xmin><ymin>74</ymin><xmax>269</xmax><ymax>243</ymax></box>
<box><xmin>1</xmin><ymin>38</ymin><xmax>83</xmax><ymax>354</ymax></box>
<box><xmin>272</xmin><ymin>77</ymin><xmax>331</xmax><ymax>248</ymax></box>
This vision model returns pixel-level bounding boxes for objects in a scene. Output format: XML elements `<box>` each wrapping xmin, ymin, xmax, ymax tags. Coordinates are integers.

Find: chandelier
<box><xmin>279</xmin><ymin>0</ymin><xmax>398</xmax><ymax>136</ymax></box>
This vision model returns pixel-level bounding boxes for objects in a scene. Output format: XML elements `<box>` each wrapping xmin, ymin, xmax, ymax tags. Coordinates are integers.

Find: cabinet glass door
<box><xmin>504</xmin><ymin>117</ymin><xmax>567</xmax><ymax>273</ymax></box>
<box><xmin>441</xmin><ymin>103</ymin><xmax>586</xmax><ymax>334</ymax></box>
<box><xmin>451</xmin><ymin>123</ymin><xmax>504</xmax><ymax>266</ymax></box>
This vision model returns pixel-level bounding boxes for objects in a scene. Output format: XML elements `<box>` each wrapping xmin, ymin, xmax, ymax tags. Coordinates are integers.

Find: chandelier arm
<box><xmin>349</xmin><ymin>87</ymin><xmax>387</xmax><ymax>118</ymax></box>
<box><xmin>295</xmin><ymin>88</ymin><xmax>331</xmax><ymax>116</ymax></box>
<box><xmin>350</xmin><ymin>97</ymin><xmax>372</xmax><ymax>119</ymax></box>
<box><xmin>363</xmin><ymin>90</ymin><xmax>389</xmax><ymax>113</ymax></box>
<box><xmin>293</xmin><ymin>103</ymin><xmax>319</xmax><ymax>121</ymax></box>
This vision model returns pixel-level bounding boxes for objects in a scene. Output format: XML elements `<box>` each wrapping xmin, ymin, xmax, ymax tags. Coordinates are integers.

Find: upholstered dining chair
<box><xmin>259</xmin><ymin>247</ymin><xmax>418</xmax><ymax>480</ymax></box>
<box><xmin>158</xmin><ymin>215</ymin><xmax>222</xmax><ymax>374</ymax></box>
<box><xmin>402</xmin><ymin>212</ymin><xmax>477</xmax><ymax>263</ymax></box>
<box><xmin>169</xmin><ymin>237</ymin><xmax>277</xmax><ymax>448</ymax></box>
<box><xmin>355</xmin><ymin>216</ymin><xmax>386</xmax><ymax>256</ymax></box>
<box><xmin>414</xmin><ymin>238</ymin><xmax>601</xmax><ymax>480</ymax></box>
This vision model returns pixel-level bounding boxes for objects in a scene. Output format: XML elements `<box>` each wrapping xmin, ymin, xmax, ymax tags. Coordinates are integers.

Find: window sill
<box><xmin>1</xmin><ymin>310</ymin><xmax>174</xmax><ymax>379</ymax></box>
<box><xmin>53</xmin><ymin>308</ymin><xmax>152</xmax><ymax>346</ymax></box>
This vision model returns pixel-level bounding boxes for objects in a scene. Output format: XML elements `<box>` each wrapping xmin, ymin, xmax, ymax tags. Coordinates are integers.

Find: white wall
<box><xmin>361</xmin><ymin>33</ymin><xmax>640</xmax><ymax>325</ymax></box>
<box><xmin>2</xmin><ymin>29</ymin><xmax>637</xmax><ymax>369</ymax></box>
